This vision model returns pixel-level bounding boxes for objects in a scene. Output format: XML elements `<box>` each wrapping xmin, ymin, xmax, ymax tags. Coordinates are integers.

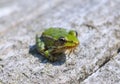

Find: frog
<box><xmin>36</xmin><ymin>27</ymin><xmax>79</xmax><ymax>62</ymax></box>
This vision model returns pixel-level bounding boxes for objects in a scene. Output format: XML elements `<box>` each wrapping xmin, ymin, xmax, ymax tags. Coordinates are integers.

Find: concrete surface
<box><xmin>0</xmin><ymin>0</ymin><xmax>120</xmax><ymax>84</ymax></box>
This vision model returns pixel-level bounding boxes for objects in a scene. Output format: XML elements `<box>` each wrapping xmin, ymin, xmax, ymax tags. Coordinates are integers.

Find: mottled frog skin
<box><xmin>36</xmin><ymin>28</ymin><xmax>79</xmax><ymax>61</ymax></box>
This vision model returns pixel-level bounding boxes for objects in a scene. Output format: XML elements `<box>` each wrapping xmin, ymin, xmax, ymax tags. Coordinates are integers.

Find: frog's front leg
<box><xmin>44</xmin><ymin>49</ymin><xmax>57</xmax><ymax>62</ymax></box>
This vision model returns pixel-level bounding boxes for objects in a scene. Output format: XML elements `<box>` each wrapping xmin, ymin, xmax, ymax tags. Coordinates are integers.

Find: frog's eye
<box><xmin>69</xmin><ymin>30</ymin><xmax>78</xmax><ymax>37</ymax></box>
<box><xmin>59</xmin><ymin>37</ymin><xmax>66</xmax><ymax>43</ymax></box>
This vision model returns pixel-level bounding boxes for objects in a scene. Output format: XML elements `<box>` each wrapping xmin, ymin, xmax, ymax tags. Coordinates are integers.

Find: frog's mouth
<box><xmin>53</xmin><ymin>42</ymin><xmax>79</xmax><ymax>54</ymax></box>
<box><xmin>64</xmin><ymin>46</ymin><xmax>78</xmax><ymax>50</ymax></box>
<box><xmin>64</xmin><ymin>42</ymin><xmax>79</xmax><ymax>49</ymax></box>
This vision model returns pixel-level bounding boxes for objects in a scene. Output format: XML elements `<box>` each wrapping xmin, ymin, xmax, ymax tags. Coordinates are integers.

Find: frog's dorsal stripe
<box><xmin>41</xmin><ymin>35</ymin><xmax>57</xmax><ymax>41</ymax></box>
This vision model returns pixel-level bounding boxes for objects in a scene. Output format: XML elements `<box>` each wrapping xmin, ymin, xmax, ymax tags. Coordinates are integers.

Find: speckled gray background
<box><xmin>0</xmin><ymin>0</ymin><xmax>120</xmax><ymax>84</ymax></box>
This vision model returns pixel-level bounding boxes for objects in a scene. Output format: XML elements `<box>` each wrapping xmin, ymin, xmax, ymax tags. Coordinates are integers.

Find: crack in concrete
<box><xmin>117</xmin><ymin>48</ymin><xmax>120</xmax><ymax>53</ymax></box>
<box><xmin>79</xmin><ymin>43</ymin><xmax>120</xmax><ymax>83</ymax></box>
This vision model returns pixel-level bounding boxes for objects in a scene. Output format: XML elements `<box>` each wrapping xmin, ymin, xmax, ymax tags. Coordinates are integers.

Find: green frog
<box><xmin>36</xmin><ymin>28</ymin><xmax>79</xmax><ymax>61</ymax></box>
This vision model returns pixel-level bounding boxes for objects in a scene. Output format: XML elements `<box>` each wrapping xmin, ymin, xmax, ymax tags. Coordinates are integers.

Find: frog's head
<box><xmin>58</xmin><ymin>30</ymin><xmax>79</xmax><ymax>50</ymax></box>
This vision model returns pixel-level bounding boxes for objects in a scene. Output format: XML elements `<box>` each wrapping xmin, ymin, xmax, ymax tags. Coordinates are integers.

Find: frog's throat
<box><xmin>65</xmin><ymin>41</ymin><xmax>79</xmax><ymax>49</ymax></box>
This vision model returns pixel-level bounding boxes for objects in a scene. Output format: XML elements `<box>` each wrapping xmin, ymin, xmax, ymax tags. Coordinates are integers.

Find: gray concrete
<box><xmin>0</xmin><ymin>0</ymin><xmax>120</xmax><ymax>84</ymax></box>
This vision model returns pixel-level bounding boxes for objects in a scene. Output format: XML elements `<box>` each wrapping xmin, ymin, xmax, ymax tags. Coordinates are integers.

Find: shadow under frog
<box><xmin>29</xmin><ymin>44</ymin><xmax>66</xmax><ymax>65</ymax></box>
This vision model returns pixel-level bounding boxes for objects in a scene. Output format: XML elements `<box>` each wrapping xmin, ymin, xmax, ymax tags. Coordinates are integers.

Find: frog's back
<box><xmin>42</xmin><ymin>28</ymin><xmax>68</xmax><ymax>39</ymax></box>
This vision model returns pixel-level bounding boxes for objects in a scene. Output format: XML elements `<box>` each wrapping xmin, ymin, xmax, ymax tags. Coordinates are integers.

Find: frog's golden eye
<box><xmin>59</xmin><ymin>37</ymin><xmax>67</xmax><ymax>44</ymax></box>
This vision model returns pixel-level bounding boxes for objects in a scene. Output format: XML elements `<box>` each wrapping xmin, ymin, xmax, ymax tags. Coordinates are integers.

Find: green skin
<box><xmin>36</xmin><ymin>28</ymin><xmax>79</xmax><ymax>61</ymax></box>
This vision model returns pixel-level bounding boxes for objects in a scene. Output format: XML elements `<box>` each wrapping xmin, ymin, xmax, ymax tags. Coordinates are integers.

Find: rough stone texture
<box><xmin>0</xmin><ymin>0</ymin><xmax>120</xmax><ymax>84</ymax></box>
<box><xmin>81</xmin><ymin>54</ymin><xmax>120</xmax><ymax>84</ymax></box>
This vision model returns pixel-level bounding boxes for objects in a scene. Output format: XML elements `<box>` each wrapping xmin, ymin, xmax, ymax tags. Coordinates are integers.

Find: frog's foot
<box><xmin>36</xmin><ymin>34</ymin><xmax>45</xmax><ymax>52</ymax></box>
<box><xmin>44</xmin><ymin>51</ymin><xmax>57</xmax><ymax>62</ymax></box>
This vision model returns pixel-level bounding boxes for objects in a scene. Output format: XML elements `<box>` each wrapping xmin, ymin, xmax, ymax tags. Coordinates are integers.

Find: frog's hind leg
<box><xmin>36</xmin><ymin>34</ymin><xmax>45</xmax><ymax>53</ymax></box>
<box><xmin>36</xmin><ymin>35</ymin><xmax>57</xmax><ymax>62</ymax></box>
